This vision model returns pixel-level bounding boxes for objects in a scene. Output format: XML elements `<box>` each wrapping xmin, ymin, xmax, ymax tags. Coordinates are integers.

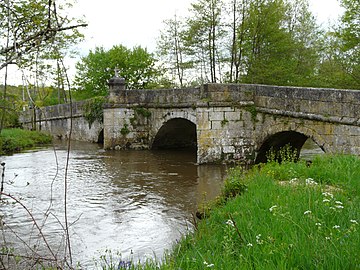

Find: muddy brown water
<box><xmin>0</xmin><ymin>139</ymin><xmax>323</xmax><ymax>267</ymax></box>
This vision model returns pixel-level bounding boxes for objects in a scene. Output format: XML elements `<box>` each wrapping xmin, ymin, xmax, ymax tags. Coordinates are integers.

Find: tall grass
<box><xmin>158</xmin><ymin>155</ymin><xmax>360</xmax><ymax>269</ymax></box>
<box><xmin>0</xmin><ymin>128</ymin><xmax>52</xmax><ymax>155</ymax></box>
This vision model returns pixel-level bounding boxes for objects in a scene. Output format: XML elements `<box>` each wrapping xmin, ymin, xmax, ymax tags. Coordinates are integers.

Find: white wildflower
<box><xmin>315</xmin><ymin>222</ymin><xmax>322</xmax><ymax>226</ymax></box>
<box><xmin>322</xmin><ymin>199</ymin><xmax>330</xmax><ymax>203</ymax></box>
<box><xmin>289</xmin><ymin>178</ymin><xmax>298</xmax><ymax>184</ymax></box>
<box><xmin>333</xmin><ymin>225</ymin><xmax>340</xmax><ymax>229</ymax></box>
<box><xmin>335</xmin><ymin>201</ymin><xmax>343</xmax><ymax>205</ymax></box>
<box><xmin>203</xmin><ymin>261</ymin><xmax>214</xmax><ymax>268</ymax></box>
<box><xmin>325</xmin><ymin>236</ymin><xmax>331</xmax><ymax>240</ymax></box>
<box><xmin>350</xmin><ymin>219</ymin><xmax>358</xmax><ymax>225</ymax></box>
<box><xmin>269</xmin><ymin>205</ymin><xmax>277</xmax><ymax>212</ymax></box>
<box><xmin>247</xmin><ymin>243</ymin><xmax>253</xmax><ymax>247</ymax></box>
<box><xmin>305</xmin><ymin>178</ymin><xmax>318</xmax><ymax>186</ymax></box>
<box><xmin>335</xmin><ymin>205</ymin><xmax>344</xmax><ymax>209</ymax></box>
<box><xmin>256</xmin><ymin>234</ymin><xmax>263</xmax><ymax>244</ymax></box>
<box><xmin>226</xmin><ymin>219</ymin><xmax>235</xmax><ymax>227</ymax></box>
<box><xmin>322</xmin><ymin>192</ymin><xmax>334</xmax><ymax>198</ymax></box>
<box><xmin>304</xmin><ymin>210</ymin><xmax>312</xmax><ymax>215</ymax></box>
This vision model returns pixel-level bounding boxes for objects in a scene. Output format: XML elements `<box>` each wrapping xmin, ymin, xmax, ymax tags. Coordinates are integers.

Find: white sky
<box><xmin>72</xmin><ymin>0</ymin><xmax>343</xmax><ymax>54</ymax></box>
<box><xmin>2</xmin><ymin>0</ymin><xmax>344</xmax><ymax>85</ymax></box>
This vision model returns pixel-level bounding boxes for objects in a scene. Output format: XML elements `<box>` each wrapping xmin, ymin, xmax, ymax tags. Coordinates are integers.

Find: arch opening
<box><xmin>97</xmin><ymin>129</ymin><xmax>104</xmax><ymax>144</ymax></box>
<box><xmin>152</xmin><ymin>118</ymin><xmax>197</xmax><ymax>150</ymax></box>
<box><xmin>255</xmin><ymin>131</ymin><xmax>308</xmax><ymax>164</ymax></box>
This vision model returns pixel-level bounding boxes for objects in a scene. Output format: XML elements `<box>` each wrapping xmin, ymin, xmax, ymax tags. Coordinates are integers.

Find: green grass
<box><xmin>158</xmin><ymin>155</ymin><xmax>360</xmax><ymax>270</ymax></box>
<box><xmin>0</xmin><ymin>128</ymin><xmax>52</xmax><ymax>155</ymax></box>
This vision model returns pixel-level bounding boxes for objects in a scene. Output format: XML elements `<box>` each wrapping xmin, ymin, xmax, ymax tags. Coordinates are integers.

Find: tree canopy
<box><xmin>73</xmin><ymin>45</ymin><xmax>164</xmax><ymax>99</ymax></box>
<box><xmin>157</xmin><ymin>0</ymin><xmax>359</xmax><ymax>89</ymax></box>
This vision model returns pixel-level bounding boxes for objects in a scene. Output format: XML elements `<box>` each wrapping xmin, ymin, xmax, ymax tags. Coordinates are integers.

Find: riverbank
<box><xmin>161</xmin><ymin>155</ymin><xmax>360</xmax><ymax>269</ymax></box>
<box><xmin>0</xmin><ymin>128</ymin><xmax>52</xmax><ymax>155</ymax></box>
<box><xmin>111</xmin><ymin>154</ymin><xmax>360</xmax><ymax>270</ymax></box>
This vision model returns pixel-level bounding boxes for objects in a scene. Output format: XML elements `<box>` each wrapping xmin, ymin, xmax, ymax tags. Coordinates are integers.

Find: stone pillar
<box><xmin>108</xmin><ymin>68</ymin><xmax>126</xmax><ymax>102</ymax></box>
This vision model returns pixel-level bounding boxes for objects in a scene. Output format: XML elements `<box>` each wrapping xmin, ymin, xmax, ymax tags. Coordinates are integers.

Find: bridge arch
<box><xmin>255</xmin><ymin>125</ymin><xmax>328</xmax><ymax>163</ymax></box>
<box><xmin>151</xmin><ymin>118</ymin><xmax>197</xmax><ymax>150</ymax></box>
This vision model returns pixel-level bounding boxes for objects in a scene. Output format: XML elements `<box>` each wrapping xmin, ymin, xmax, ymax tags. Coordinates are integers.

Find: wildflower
<box><xmin>325</xmin><ymin>236</ymin><xmax>331</xmax><ymax>240</ymax></box>
<box><xmin>333</xmin><ymin>225</ymin><xmax>340</xmax><ymax>229</ymax></box>
<box><xmin>256</xmin><ymin>234</ymin><xmax>263</xmax><ymax>244</ymax></box>
<box><xmin>335</xmin><ymin>205</ymin><xmax>344</xmax><ymax>209</ymax></box>
<box><xmin>305</xmin><ymin>178</ymin><xmax>318</xmax><ymax>186</ymax></box>
<box><xmin>118</xmin><ymin>260</ymin><xmax>131</xmax><ymax>270</ymax></box>
<box><xmin>226</xmin><ymin>219</ymin><xmax>235</xmax><ymax>227</ymax></box>
<box><xmin>350</xmin><ymin>220</ymin><xmax>358</xmax><ymax>225</ymax></box>
<box><xmin>322</xmin><ymin>192</ymin><xmax>334</xmax><ymax>198</ymax></box>
<box><xmin>247</xmin><ymin>243</ymin><xmax>253</xmax><ymax>247</ymax></box>
<box><xmin>304</xmin><ymin>210</ymin><xmax>312</xmax><ymax>215</ymax></box>
<box><xmin>203</xmin><ymin>261</ymin><xmax>214</xmax><ymax>267</ymax></box>
<box><xmin>289</xmin><ymin>178</ymin><xmax>298</xmax><ymax>184</ymax></box>
<box><xmin>315</xmin><ymin>222</ymin><xmax>322</xmax><ymax>226</ymax></box>
<box><xmin>322</xmin><ymin>199</ymin><xmax>330</xmax><ymax>203</ymax></box>
<box><xmin>269</xmin><ymin>205</ymin><xmax>277</xmax><ymax>212</ymax></box>
<box><xmin>335</xmin><ymin>201</ymin><xmax>343</xmax><ymax>205</ymax></box>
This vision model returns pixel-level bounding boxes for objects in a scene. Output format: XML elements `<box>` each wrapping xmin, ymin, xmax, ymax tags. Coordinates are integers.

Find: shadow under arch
<box><xmin>97</xmin><ymin>129</ymin><xmax>104</xmax><ymax>144</ymax></box>
<box><xmin>255</xmin><ymin>131</ymin><xmax>311</xmax><ymax>164</ymax></box>
<box><xmin>151</xmin><ymin>118</ymin><xmax>197</xmax><ymax>150</ymax></box>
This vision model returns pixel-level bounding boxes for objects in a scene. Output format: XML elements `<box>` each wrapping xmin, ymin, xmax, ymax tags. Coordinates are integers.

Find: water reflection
<box><xmin>0</xmin><ymin>142</ymin><xmax>227</xmax><ymax>267</ymax></box>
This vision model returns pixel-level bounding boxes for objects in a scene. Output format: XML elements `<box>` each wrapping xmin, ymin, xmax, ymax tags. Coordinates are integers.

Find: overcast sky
<box><xmin>2</xmin><ymin>0</ymin><xmax>344</xmax><ymax>85</ymax></box>
<box><xmin>71</xmin><ymin>0</ymin><xmax>343</xmax><ymax>54</ymax></box>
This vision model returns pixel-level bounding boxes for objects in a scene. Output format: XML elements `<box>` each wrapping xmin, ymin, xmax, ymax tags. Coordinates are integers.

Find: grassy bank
<box><xmin>0</xmin><ymin>128</ymin><xmax>52</xmax><ymax>155</ymax></box>
<box><xmin>162</xmin><ymin>155</ymin><xmax>360</xmax><ymax>269</ymax></box>
<box><xmin>104</xmin><ymin>155</ymin><xmax>360</xmax><ymax>270</ymax></box>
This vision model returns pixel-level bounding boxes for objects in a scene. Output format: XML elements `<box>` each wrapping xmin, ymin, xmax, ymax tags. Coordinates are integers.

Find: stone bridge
<box><xmin>20</xmin><ymin>75</ymin><xmax>360</xmax><ymax>164</ymax></box>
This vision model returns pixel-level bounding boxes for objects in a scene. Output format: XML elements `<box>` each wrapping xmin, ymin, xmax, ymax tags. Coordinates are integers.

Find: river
<box><xmin>0</xmin><ymin>138</ymin><xmax>323</xmax><ymax>268</ymax></box>
<box><xmin>0</xmin><ymin>141</ymin><xmax>227</xmax><ymax>268</ymax></box>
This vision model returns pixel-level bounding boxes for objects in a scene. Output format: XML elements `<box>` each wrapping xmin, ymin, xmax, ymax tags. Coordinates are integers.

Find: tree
<box><xmin>336</xmin><ymin>0</ymin><xmax>360</xmax><ymax>87</ymax></box>
<box><xmin>0</xmin><ymin>0</ymin><xmax>86</xmax><ymax>132</ymax></box>
<box><xmin>157</xmin><ymin>14</ymin><xmax>190</xmax><ymax>88</ymax></box>
<box><xmin>184</xmin><ymin>0</ymin><xmax>226</xmax><ymax>83</ymax></box>
<box><xmin>0</xmin><ymin>0</ymin><xmax>86</xmax><ymax>71</ymax></box>
<box><xmin>241</xmin><ymin>0</ymin><xmax>295</xmax><ymax>85</ymax></box>
<box><xmin>285</xmin><ymin>0</ymin><xmax>322</xmax><ymax>86</ymax></box>
<box><xmin>227</xmin><ymin>0</ymin><xmax>250</xmax><ymax>82</ymax></box>
<box><xmin>74</xmin><ymin>45</ymin><xmax>162</xmax><ymax>99</ymax></box>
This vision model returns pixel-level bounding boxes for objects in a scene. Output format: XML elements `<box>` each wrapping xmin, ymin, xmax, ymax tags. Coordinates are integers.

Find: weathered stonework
<box><xmin>20</xmin><ymin>82</ymin><xmax>360</xmax><ymax>164</ymax></box>
<box><xmin>19</xmin><ymin>102</ymin><xmax>103</xmax><ymax>143</ymax></box>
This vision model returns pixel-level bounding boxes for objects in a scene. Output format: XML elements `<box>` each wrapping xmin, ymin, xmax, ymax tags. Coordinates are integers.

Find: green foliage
<box><xmin>158</xmin><ymin>155</ymin><xmax>360</xmax><ymax>269</ymax></box>
<box><xmin>266</xmin><ymin>144</ymin><xmax>299</xmax><ymax>163</ymax></box>
<box><xmin>157</xmin><ymin>0</ymin><xmax>358</xmax><ymax>89</ymax></box>
<box><xmin>245</xmin><ymin>105</ymin><xmax>257</xmax><ymax>122</ymax></box>
<box><xmin>74</xmin><ymin>45</ymin><xmax>164</xmax><ymax>99</ymax></box>
<box><xmin>133</xmin><ymin>107</ymin><xmax>151</xmax><ymax>118</ymax></box>
<box><xmin>221</xmin><ymin>167</ymin><xmax>247</xmax><ymax>200</ymax></box>
<box><xmin>83</xmin><ymin>97</ymin><xmax>105</xmax><ymax>128</ymax></box>
<box><xmin>120</xmin><ymin>124</ymin><xmax>130</xmax><ymax>136</ymax></box>
<box><xmin>0</xmin><ymin>128</ymin><xmax>52</xmax><ymax>155</ymax></box>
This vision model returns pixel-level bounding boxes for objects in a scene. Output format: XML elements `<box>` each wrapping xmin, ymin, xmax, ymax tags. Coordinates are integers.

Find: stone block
<box><xmin>223</xmin><ymin>145</ymin><xmax>236</xmax><ymax>153</ymax></box>
<box><xmin>209</xmin><ymin>111</ymin><xmax>224</xmax><ymax>121</ymax></box>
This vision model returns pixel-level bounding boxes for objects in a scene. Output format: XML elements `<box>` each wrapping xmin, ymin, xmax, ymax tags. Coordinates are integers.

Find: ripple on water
<box><xmin>0</xmin><ymin>143</ymin><xmax>226</xmax><ymax>267</ymax></box>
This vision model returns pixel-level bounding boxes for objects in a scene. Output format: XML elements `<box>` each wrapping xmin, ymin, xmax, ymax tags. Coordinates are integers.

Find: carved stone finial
<box><xmin>114</xmin><ymin>67</ymin><xmax>119</xmax><ymax>77</ymax></box>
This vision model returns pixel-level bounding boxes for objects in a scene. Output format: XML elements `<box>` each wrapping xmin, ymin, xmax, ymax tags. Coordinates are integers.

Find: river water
<box><xmin>0</xmin><ymin>139</ymin><xmax>323</xmax><ymax>268</ymax></box>
<box><xmin>0</xmin><ymin>141</ymin><xmax>227</xmax><ymax>268</ymax></box>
